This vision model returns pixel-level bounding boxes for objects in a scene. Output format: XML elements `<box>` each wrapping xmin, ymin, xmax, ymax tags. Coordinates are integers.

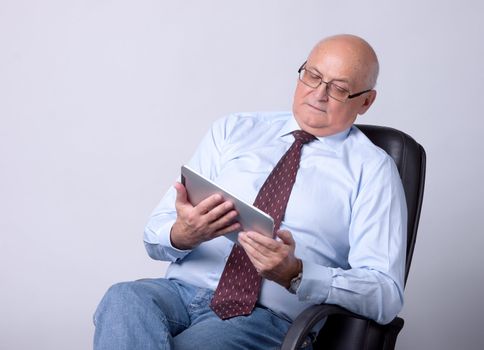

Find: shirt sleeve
<box><xmin>297</xmin><ymin>155</ymin><xmax>407</xmax><ymax>324</ymax></box>
<box><xmin>142</xmin><ymin>116</ymin><xmax>230</xmax><ymax>262</ymax></box>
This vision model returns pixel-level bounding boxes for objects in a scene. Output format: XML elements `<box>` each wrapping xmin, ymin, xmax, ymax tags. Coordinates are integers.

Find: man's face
<box><xmin>292</xmin><ymin>39</ymin><xmax>376</xmax><ymax>137</ymax></box>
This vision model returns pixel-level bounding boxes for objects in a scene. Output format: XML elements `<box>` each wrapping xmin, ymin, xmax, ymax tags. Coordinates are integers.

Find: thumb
<box><xmin>174</xmin><ymin>182</ymin><xmax>189</xmax><ymax>205</ymax></box>
<box><xmin>276</xmin><ymin>230</ymin><xmax>295</xmax><ymax>247</ymax></box>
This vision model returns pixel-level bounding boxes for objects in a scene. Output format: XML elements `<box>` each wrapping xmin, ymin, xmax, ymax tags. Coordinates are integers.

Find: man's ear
<box><xmin>357</xmin><ymin>90</ymin><xmax>377</xmax><ymax>115</ymax></box>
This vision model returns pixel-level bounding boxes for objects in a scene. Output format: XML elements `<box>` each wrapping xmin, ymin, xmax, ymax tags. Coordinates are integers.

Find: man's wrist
<box><xmin>287</xmin><ymin>258</ymin><xmax>303</xmax><ymax>294</ymax></box>
<box><xmin>293</xmin><ymin>258</ymin><xmax>302</xmax><ymax>276</ymax></box>
<box><xmin>170</xmin><ymin>223</ymin><xmax>191</xmax><ymax>250</ymax></box>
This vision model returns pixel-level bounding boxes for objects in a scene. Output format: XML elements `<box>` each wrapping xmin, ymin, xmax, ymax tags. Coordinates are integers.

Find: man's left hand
<box><xmin>238</xmin><ymin>230</ymin><xmax>301</xmax><ymax>288</ymax></box>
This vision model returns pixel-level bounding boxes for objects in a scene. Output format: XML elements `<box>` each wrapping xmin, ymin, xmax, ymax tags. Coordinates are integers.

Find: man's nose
<box><xmin>313</xmin><ymin>82</ymin><xmax>329</xmax><ymax>101</ymax></box>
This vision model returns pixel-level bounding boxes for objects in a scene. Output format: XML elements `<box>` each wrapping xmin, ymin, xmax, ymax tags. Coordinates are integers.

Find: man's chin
<box><xmin>298</xmin><ymin>117</ymin><xmax>330</xmax><ymax>133</ymax></box>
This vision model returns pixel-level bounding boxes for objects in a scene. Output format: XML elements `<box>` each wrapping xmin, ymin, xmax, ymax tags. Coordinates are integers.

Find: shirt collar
<box><xmin>278</xmin><ymin>114</ymin><xmax>351</xmax><ymax>150</ymax></box>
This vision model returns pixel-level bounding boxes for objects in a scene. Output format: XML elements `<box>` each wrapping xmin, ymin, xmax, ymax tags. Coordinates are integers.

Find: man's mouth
<box><xmin>306</xmin><ymin>103</ymin><xmax>326</xmax><ymax>113</ymax></box>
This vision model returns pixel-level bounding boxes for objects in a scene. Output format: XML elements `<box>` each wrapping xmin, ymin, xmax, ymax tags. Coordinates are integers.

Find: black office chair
<box><xmin>281</xmin><ymin>124</ymin><xmax>426</xmax><ymax>350</ymax></box>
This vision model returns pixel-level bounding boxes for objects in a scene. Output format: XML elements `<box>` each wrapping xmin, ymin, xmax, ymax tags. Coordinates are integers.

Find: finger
<box><xmin>238</xmin><ymin>234</ymin><xmax>265</xmax><ymax>267</ymax></box>
<box><xmin>239</xmin><ymin>232</ymin><xmax>275</xmax><ymax>260</ymax></box>
<box><xmin>212</xmin><ymin>221</ymin><xmax>242</xmax><ymax>238</ymax></box>
<box><xmin>205</xmin><ymin>201</ymin><xmax>235</xmax><ymax>223</ymax></box>
<box><xmin>195</xmin><ymin>193</ymin><xmax>224</xmax><ymax>214</ymax></box>
<box><xmin>241</xmin><ymin>232</ymin><xmax>269</xmax><ymax>256</ymax></box>
<box><xmin>174</xmin><ymin>182</ymin><xmax>189</xmax><ymax>205</ymax></box>
<box><xmin>245</xmin><ymin>231</ymin><xmax>280</xmax><ymax>252</ymax></box>
<box><xmin>208</xmin><ymin>209</ymin><xmax>239</xmax><ymax>231</ymax></box>
<box><xmin>276</xmin><ymin>230</ymin><xmax>295</xmax><ymax>247</ymax></box>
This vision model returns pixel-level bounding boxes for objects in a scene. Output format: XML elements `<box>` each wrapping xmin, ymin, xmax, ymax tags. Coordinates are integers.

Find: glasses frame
<box><xmin>297</xmin><ymin>61</ymin><xmax>373</xmax><ymax>102</ymax></box>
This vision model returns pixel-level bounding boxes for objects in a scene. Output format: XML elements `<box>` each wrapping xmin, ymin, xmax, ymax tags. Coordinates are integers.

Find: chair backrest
<box><xmin>356</xmin><ymin>124</ymin><xmax>426</xmax><ymax>284</ymax></box>
<box><xmin>282</xmin><ymin>125</ymin><xmax>426</xmax><ymax>350</ymax></box>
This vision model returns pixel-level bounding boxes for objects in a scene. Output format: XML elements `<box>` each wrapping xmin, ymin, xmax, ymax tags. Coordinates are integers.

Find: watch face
<box><xmin>289</xmin><ymin>273</ymin><xmax>302</xmax><ymax>294</ymax></box>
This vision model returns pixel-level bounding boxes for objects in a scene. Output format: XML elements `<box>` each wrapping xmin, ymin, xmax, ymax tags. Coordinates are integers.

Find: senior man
<box><xmin>94</xmin><ymin>34</ymin><xmax>406</xmax><ymax>350</ymax></box>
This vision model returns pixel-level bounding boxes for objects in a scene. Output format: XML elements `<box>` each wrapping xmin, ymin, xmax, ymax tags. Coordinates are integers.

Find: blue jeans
<box><xmin>93</xmin><ymin>278</ymin><xmax>312</xmax><ymax>350</ymax></box>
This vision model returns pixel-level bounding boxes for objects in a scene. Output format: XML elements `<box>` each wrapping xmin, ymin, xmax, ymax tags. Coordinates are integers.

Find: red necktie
<box><xmin>210</xmin><ymin>130</ymin><xmax>316</xmax><ymax>319</ymax></box>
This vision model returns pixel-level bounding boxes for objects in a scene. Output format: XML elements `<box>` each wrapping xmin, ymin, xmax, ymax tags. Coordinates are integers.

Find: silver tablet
<box><xmin>181</xmin><ymin>165</ymin><xmax>275</xmax><ymax>243</ymax></box>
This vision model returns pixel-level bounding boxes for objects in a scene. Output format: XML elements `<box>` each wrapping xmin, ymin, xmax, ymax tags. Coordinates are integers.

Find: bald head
<box><xmin>292</xmin><ymin>34</ymin><xmax>379</xmax><ymax>137</ymax></box>
<box><xmin>309</xmin><ymin>34</ymin><xmax>379</xmax><ymax>89</ymax></box>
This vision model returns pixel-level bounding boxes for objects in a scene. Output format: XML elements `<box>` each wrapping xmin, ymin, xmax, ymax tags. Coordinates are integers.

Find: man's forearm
<box><xmin>298</xmin><ymin>261</ymin><xmax>404</xmax><ymax>324</ymax></box>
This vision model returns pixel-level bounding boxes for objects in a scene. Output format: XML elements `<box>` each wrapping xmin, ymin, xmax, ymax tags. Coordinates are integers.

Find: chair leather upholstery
<box><xmin>281</xmin><ymin>124</ymin><xmax>426</xmax><ymax>350</ymax></box>
<box><xmin>357</xmin><ymin>125</ymin><xmax>426</xmax><ymax>282</ymax></box>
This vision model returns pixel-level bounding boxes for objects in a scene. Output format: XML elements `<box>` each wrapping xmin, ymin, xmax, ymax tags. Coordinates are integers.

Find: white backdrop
<box><xmin>1</xmin><ymin>1</ymin><xmax>483</xmax><ymax>349</ymax></box>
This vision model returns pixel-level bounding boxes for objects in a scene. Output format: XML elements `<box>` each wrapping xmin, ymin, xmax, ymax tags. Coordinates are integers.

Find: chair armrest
<box><xmin>281</xmin><ymin>304</ymin><xmax>360</xmax><ymax>350</ymax></box>
<box><xmin>281</xmin><ymin>304</ymin><xmax>404</xmax><ymax>350</ymax></box>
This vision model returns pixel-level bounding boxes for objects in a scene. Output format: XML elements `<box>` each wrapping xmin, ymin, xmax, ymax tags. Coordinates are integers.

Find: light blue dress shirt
<box><xmin>144</xmin><ymin>112</ymin><xmax>407</xmax><ymax>324</ymax></box>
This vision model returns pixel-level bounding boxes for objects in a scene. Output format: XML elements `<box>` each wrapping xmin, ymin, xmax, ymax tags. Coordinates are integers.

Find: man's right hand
<box><xmin>170</xmin><ymin>182</ymin><xmax>241</xmax><ymax>250</ymax></box>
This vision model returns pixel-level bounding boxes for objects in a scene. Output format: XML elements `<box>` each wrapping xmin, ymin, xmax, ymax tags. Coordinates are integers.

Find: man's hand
<box><xmin>238</xmin><ymin>229</ymin><xmax>301</xmax><ymax>288</ymax></box>
<box><xmin>170</xmin><ymin>182</ymin><xmax>241</xmax><ymax>250</ymax></box>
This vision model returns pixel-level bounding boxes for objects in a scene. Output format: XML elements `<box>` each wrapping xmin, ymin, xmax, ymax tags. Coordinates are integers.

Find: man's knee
<box><xmin>104</xmin><ymin>281</ymin><xmax>143</xmax><ymax>304</ymax></box>
<box><xmin>94</xmin><ymin>280</ymin><xmax>150</xmax><ymax>325</ymax></box>
<box><xmin>95</xmin><ymin>279</ymin><xmax>183</xmax><ymax>320</ymax></box>
<box><xmin>93</xmin><ymin>280</ymin><xmax>179</xmax><ymax>349</ymax></box>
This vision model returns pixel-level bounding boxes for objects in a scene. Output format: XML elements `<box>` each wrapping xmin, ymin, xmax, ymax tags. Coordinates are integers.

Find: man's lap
<box><xmin>94</xmin><ymin>277</ymin><xmax>301</xmax><ymax>350</ymax></box>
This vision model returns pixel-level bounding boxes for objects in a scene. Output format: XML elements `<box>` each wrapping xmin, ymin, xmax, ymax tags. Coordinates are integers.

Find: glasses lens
<box><xmin>327</xmin><ymin>83</ymin><xmax>349</xmax><ymax>102</ymax></box>
<box><xmin>300</xmin><ymin>69</ymin><xmax>321</xmax><ymax>88</ymax></box>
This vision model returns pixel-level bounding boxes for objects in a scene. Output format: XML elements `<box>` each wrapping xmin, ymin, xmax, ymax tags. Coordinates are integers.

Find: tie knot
<box><xmin>292</xmin><ymin>130</ymin><xmax>316</xmax><ymax>144</ymax></box>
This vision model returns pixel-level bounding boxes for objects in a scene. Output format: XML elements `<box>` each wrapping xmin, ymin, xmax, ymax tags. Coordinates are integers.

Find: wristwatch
<box><xmin>287</xmin><ymin>259</ymin><xmax>303</xmax><ymax>294</ymax></box>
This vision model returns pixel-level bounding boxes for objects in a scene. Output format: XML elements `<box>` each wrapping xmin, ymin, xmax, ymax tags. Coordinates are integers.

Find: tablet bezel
<box><xmin>181</xmin><ymin>165</ymin><xmax>275</xmax><ymax>243</ymax></box>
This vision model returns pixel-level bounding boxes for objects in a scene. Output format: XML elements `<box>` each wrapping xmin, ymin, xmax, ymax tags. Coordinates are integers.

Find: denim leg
<box><xmin>94</xmin><ymin>278</ymin><xmax>313</xmax><ymax>350</ymax></box>
<box><xmin>174</xmin><ymin>303</ymin><xmax>294</xmax><ymax>350</ymax></box>
<box><xmin>93</xmin><ymin>278</ymin><xmax>193</xmax><ymax>350</ymax></box>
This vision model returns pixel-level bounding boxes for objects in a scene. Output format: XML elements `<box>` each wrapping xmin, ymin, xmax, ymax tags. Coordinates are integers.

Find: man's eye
<box><xmin>306</xmin><ymin>71</ymin><xmax>321</xmax><ymax>81</ymax></box>
<box><xmin>330</xmin><ymin>84</ymin><xmax>348</xmax><ymax>94</ymax></box>
<box><xmin>332</xmin><ymin>84</ymin><xmax>346</xmax><ymax>92</ymax></box>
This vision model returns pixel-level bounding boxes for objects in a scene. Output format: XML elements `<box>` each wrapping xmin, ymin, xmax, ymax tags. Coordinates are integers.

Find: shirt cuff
<box><xmin>144</xmin><ymin>219</ymin><xmax>192</xmax><ymax>260</ymax></box>
<box><xmin>297</xmin><ymin>260</ymin><xmax>332</xmax><ymax>303</ymax></box>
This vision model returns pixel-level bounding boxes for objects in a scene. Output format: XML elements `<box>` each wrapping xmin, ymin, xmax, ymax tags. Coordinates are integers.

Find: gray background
<box><xmin>1</xmin><ymin>1</ymin><xmax>483</xmax><ymax>349</ymax></box>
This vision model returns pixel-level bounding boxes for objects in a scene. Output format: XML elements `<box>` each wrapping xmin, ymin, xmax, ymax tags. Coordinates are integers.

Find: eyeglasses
<box><xmin>297</xmin><ymin>61</ymin><xmax>372</xmax><ymax>103</ymax></box>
